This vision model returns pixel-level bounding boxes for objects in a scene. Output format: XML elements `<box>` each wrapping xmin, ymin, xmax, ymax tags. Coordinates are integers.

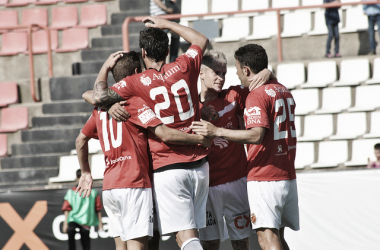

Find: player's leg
<box><xmin>279</xmin><ymin>228</ymin><xmax>290</xmax><ymax>250</ymax></box>
<box><xmin>256</xmin><ymin>228</ymin><xmax>282</xmax><ymax>250</ymax></box>
<box><xmin>67</xmin><ymin>222</ymin><xmax>78</xmax><ymax>250</ymax></box>
<box><xmin>126</xmin><ymin>236</ymin><xmax>149</xmax><ymax>250</ymax></box>
<box><xmin>148</xmin><ymin>230</ymin><xmax>160</xmax><ymax>250</ymax></box>
<box><xmin>78</xmin><ymin>225</ymin><xmax>90</xmax><ymax>250</ymax></box>
<box><xmin>201</xmin><ymin>239</ymin><xmax>220</xmax><ymax>250</ymax></box>
<box><xmin>114</xmin><ymin>237</ymin><xmax>127</xmax><ymax>250</ymax></box>
<box><xmin>231</xmin><ymin>238</ymin><xmax>249</xmax><ymax>250</ymax></box>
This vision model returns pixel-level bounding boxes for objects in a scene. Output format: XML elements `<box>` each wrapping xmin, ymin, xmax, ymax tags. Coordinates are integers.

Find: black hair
<box><xmin>76</xmin><ymin>169</ymin><xmax>81</xmax><ymax>178</ymax></box>
<box><xmin>375</xmin><ymin>143</ymin><xmax>380</xmax><ymax>150</ymax></box>
<box><xmin>234</xmin><ymin>44</ymin><xmax>268</xmax><ymax>74</ymax></box>
<box><xmin>139</xmin><ymin>28</ymin><xmax>169</xmax><ymax>63</ymax></box>
<box><xmin>111</xmin><ymin>51</ymin><xmax>142</xmax><ymax>82</ymax></box>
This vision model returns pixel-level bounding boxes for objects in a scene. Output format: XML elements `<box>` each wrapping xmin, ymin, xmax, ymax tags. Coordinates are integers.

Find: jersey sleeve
<box><xmin>175</xmin><ymin>45</ymin><xmax>203</xmax><ymax>76</ymax></box>
<box><xmin>61</xmin><ymin>200</ymin><xmax>72</xmax><ymax>212</ymax></box>
<box><xmin>95</xmin><ymin>193</ymin><xmax>103</xmax><ymax>212</ymax></box>
<box><xmin>81</xmin><ymin>109</ymin><xmax>99</xmax><ymax>139</ymax></box>
<box><xmin>109</xmin><ymin>75</ymin><xmax>136</xmax><ymax>101</ymax></box>
<box><xmin>126</xmin><ymin>97</ymin><xmax>163</xmax><ymax>129</ymax></box>
<box><xmin>244</xmin><ymin>91</ymin><xmax>270</xmax><ymax>130</ymax></box>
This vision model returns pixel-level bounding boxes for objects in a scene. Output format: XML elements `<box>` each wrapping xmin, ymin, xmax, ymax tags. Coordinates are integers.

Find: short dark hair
<box><xmin>76</xmin><ymin>169</ymin><xmax>81</xmax><ymax>178</ymax></box>
<box><xmin>139</xmin><ymin>28</ymin><xmax>169</xmax><ymax>63</ymax></box>
<box><xmin>111</xmin><ymin>51</ymin><xmax>143</xmax><ymax>82</ymax></box>
<box><xmin>375</xmin><ymin>143</ymin><xmax>380</xmax><ymax>150</ymax></box>
<box><xmin>234</xmin><ymin>44</ymin><xmax>268</xmax><ymax>74</ymax></box>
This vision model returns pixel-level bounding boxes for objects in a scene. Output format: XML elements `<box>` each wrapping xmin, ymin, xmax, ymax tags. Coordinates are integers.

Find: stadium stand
<box><xmin>0</xmin><ymin>32</ymin><xmax>28</xmax><ymax>55</ymax></box>
<box><xmin>211</xmin><ymin>0</ymin><xmax>238</xmax><ymax>13</ymax></box>
<box><xmin>64</xmin><ymin>0</ymin><xmax>86</xmax><ymax>3</ymax></box>
<box><xmin>330</xmin><ymin>112</ymin><xmax>367</xmax><ymax>140</ymax></box>
<box><xmin>55</xmin><ymin>27</ymin><xmax>89</xmax><ymax>52</ymax></box>
<box><xmin>180</xmin><ymin>0</ymin><xmax>208</xmax><ymax>21</ymax></box>
<box><xmin>6</xmin><ymin>0</ymin><xmax>34</xmax><ymax>7</ymax></box>
<box><xmin>78</xmin><ymin>4</ymin><xmax>107</xmax><ymax>28</ymax></box>
<box><xmin>332</xmin><ymin>59</ymin><xmax>370</xmax><ymax>86</ymax></box>
<box><xmin>0</xmin><ymin>107</ymin><xmax>28</xmax><ymax>133</ymax></box>
<box><xmin>291</xmin><ymin>88</ymin><xmax>319</xmax><ymax>115</ymax></box>
<box><xmin>295</xmin><ymin>142</ymin><xmax>315</xmax><ymax>169</ymax></box>
<box><xmin>281</xmin><ymin>11</ymin><xmax>312</xmax><ymax>37</ymax></box>
<box><xmin>345</xmin><ymin>139</ymin><xmax>380</xmax><ymax>167</ymax></box>
<box><xmin>71</xmin><ymin>138</ymin><xmax>102</xmax><ymax>155</ymax></box>
<box><xmin>192</xmin><ymin>20</ymin><xmax>219</xmax><ymax>41</ymax></box>
<box><xmin>214</xmin><ymin>17</ymin><xmax>250</xmax><ymax>42</ymax></box>
<box><xmin>0</xmin><ymin>10</ymin><xmax>18</xmax><ymax>33</ymax></box>
<box><xmin>314</xmin><ymin>87</ymin><xmax>351</xmax><ymax>114</ymax></box>
<box><xmin>49</xmin><ymin>155</ymin><xmax>80</xmax><ymax>182</ymax></box>
<box><xmin>224</xmin><ymin>66</ymin><xmax>240</xmax><ymax>89</ymax></box>
<box><xmin>277</xmin><ymin>63</ymin><xmax>305</xmax><ymax>89</ymax></box>
<box><xmin>364</xmin><ymin>112</ymin><xmax>380</xmax><ymax>139</ymax></box>
<box><xmin>242</xmin><ymin>0</ymin><xmax>269</xmax><ymax>11</ymax></box>
<box><xmin>348</xmin><ymin>85</ymin><xmax>380</xmax><ymax>112</ymax></box>
<box><xmin>31</xmin><ymin>29</ymin><xmax>58</xmax><ymax>54</ymax></box>
<box><xmin>311</xmin><ymin>140</ymin><xmax>348</xmax><ymax>168</ymax></box>
<box><xmin>272</xmin><ymin>0</ymin><xmax>299</xmax><ymax>8</ymax></box>
<box><xmin>308</xmin><ymin>9</ymin><xmax>343</xmax><ymax>35</ymax></box>
<box><xmin>340</xmin><ymin>5</ymin><xmax>368</xmax><ymax>33</ymax></box>
<box><xmin>91</xmin><ymin>154</ymin><xmax>105</xmax><ymax>180</ymax></box>
<box><xmin>50</xmin><ymin>6</ymin><xmax>78</xmax><ymax>30</ymax></box>
<box><xmin>300</xmin><ymin>61</ymin><xmax>337</xmax><ymax>88</ymax></box>
<box><xmin>0</xmin><ymin>134</ymin><xmax>7</xmax><ymax>157</ymax></box>
<box><xmin>298</xmin><ymin>114</ymin><xmax>333</xmax><ymax>142</ymax></box>
<box><xmin>295</xmin><ymin>115</ymin><xmax>301</xmax><ymax>138</ymax></box>
<box><xmin>246</xmin><ymin>13</ymin><xmax>278</xmax><ymax>40</ymax></box>
<box><xmin>21</xmin><ymin>8</ymin><xmax>48</xmax><ymax>27</ymax></box>
<box><xmin>0</xmin><ymin>0</ymin><xmax>8</xmax><ymax>5</ymax></box>
<box><xmin>34</xmin><ymin>0</ymin><xmax>58</xmax><ymax>5</ymax></box>
<box><xmin>0</xmin><ymin>82</ymin><xmax>19</xmax><ymax>107</ymax></box>
<box><xmin>365</xmin><ymin>57</ymin><xmax>380</xmax><ymax>84</ymax></box>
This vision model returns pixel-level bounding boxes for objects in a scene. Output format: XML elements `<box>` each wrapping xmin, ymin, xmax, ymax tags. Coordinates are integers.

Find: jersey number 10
<box><xmin>100</xmin><ymin>112</ymin><xmax>122</xmax><ymax>151</ymax></box>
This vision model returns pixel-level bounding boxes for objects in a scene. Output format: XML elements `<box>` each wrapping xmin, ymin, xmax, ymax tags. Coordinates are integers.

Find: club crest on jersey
<box><xmin>251</xmin><ymin>213</ymin><xmax>256</xmax><ymax>224</ymax></box>
<box><xmin>278</xmin><ymin>145</ymin><xmax>283</xmax><ymax>153</ymax></box>
<box><xmin>185</xmin><ymin>48</ymin><xmax>198</xmax><ymax>58</ymax></box>
<box><xmin>113</xmin><ymin>80</ymin><xmax>127</xmax><ymax>90</ymax></box>
<box><xmin>265</xmin><ymin>87</ymin><xmax>276</xmax><ymax>97</ymax></box>
<box><xmin>137</xmin><ymin>104</ymin><xmax>156</xmax><ymax>124</ymax></box>
<box><xmin>140</xmin><ymin>74</ymin><xmax>151</xmax><ymax>86</ymax></box>
<box><xmin>213</xmin><ymin>137</ymin><xmax>229</xmax><ymax>149</ymax></box>
<box><xmin>244</xmin><ymin>106</ymin><xmax>261</xmax><ymax>125</ymax></box>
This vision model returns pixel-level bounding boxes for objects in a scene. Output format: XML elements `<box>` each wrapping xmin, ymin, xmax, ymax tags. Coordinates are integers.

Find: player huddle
<box><xmin>74</xmin><ymin>16</ymin><xmax>299</xmax><ymax>250</ymax></box>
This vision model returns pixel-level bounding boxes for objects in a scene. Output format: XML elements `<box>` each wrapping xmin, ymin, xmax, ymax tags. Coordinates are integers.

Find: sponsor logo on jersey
<box><xmin>265</xmin><ymin>85</ymin><xmax>290</xmax><ymax>97</ymax></box>
<box><xmin>137</xmin><ymin>104</ymin><xmax>157</xmax><ymax>124</ymax></box>
<box><xmin>251</xmin><ymin>213</ymin><xmax>256</xmax><ymax>224</ymax></box>
<box><xmin>288</xmin><ymin>145</ymin><xmax>296</xmax><ymax>151</ymax></box>
<box><xmin>140</xmin><ymin>74</ymin><xmax>151</xmax><ymax>86</ymax></box>
<box><xmin>185</xmin><ymin>48</ymin><xmax>198</xmax><ymax>58</ymax></box>
<box><xmin>106</xmin><ymin>156</ymin><xmax>132</xmax><ymax>166</ymax></box>
<box><xmin>233</xmin><ymin>210</ymin><xmax>250</xmax><ymax>229</ymax></box>
<box><xmin>206</xmin><ymin>211</ymin><xmax>216</xmax><ymax>226</ymax></box>
<box><xmin>278</xmin><ymin>145</ymin><xmax>282</xmax><ymax>153</ymax></box>
<box><xmin>213</xmin><ymin>137</ymin><xmax>229</xmax><ymax>149</ymax></box>
<box><xmin>265</xmin><ymin>87</ymin><xmax>276</xmax><ymax>97</ymax></box>
<box><xmin>275</xmin><ymin>144</ymin><xmax>287</xmax><ymax>156</ymax></box>
<box><xmin>244</xmin><ymin>106</ymin><xmax>261</xmax><ymax>125</ymax></box>
<box><xmin>112</xmin><ymin>80</ymin><xmax>127</xmax><ymax>90</ymax></box>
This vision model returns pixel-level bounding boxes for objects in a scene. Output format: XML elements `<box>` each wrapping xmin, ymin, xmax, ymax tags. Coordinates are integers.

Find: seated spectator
<box><xmin>367</xmin><ymin>143</ymin><xmax>380</xmax><ymax>168</ymax></box>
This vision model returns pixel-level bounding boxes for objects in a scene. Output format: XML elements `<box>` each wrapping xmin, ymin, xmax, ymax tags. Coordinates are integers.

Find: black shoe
<box><xmin>369</xmin><ymin>50</ymin><xmax>376</xmax><ymax>55</ymax></box>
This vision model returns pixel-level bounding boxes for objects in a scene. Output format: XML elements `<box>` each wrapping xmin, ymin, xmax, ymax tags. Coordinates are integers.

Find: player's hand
<box><xmin>143</xmin><ymin>16</ymin><xmax>170</xmax><ymax>29</ymax></box>
<box><xmin>166</xmin><ymin>7</ymin><xmax>174</xmax><ymax>13</ymax></box>
<box><xmin>191</xmin><ymin>119</ymin><xmax>219</xmax><ymax>138</ymax></box>
<box><xmin>249</xmin><ymin>68</ymin><xmax>273</xmax><ymax>91</ymax></box>
<box><xmin>76</xmin><ymin>172</ymin><xmax>93</xmax><ymax>198</ymax></box>
<box><xmin>104</xmin><ymin>51</ymin><xmax>128</xmax><ymax>71</ymax></box>
<box><xmin>201</xmin><ymin>136</ymin><xmax>213</xmax><ymax>148</ymax></box>
<box><xmin>108</xmin><ymin>101</ymin><xmax>130</xmax><ymax>122</ymax></box>
<box><xmin>62</xmin><ymin>221</ymin><xmax>68</xmax><ymax>234</ymax></box>
<box><xmin>201</xmin><ymin>98</ymin><xmax>216</xmax><ymax>121</ymax></box>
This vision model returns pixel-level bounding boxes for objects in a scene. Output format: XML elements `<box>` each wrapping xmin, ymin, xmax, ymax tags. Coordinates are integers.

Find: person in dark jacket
<box><xmin>324</xmin><ymin>0</ymin><xmax>341</xmax><ymax>58</ymax></box>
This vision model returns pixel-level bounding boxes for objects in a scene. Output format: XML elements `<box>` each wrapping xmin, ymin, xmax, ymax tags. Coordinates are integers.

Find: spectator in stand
<box><xmin>367</xmin><ymin>143</ymin><xmax>380</xmax><ymax>168</ymax></box>
<box><xmin>324</xmin><ymin>0</ymin><xmax>341</xmax><ymax>58</ymax></box>
<box><xmin>363</xmin><ymin>1</ymin><xmax>380</xmax><ymax>55</ymax></box>
<box><xmin>150</xmin><ymin>0</ymin><xmax>180</xmax><ymax>62</ymax></box>
<box><xmin>62</xmin><ymin>169</ymin><xmax>103</xmax><ymax>250</ymax></box>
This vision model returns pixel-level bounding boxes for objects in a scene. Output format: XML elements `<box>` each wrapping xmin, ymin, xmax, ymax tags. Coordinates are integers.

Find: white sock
<box><xmin>181</xmin><ymin>238</ymin><xmax>203</xmax><ymax>250</ymax></box>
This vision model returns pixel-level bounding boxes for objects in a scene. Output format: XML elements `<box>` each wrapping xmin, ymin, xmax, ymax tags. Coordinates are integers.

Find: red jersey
<box><xmin>110</xmin><ymin>45</ymin><xmax>208</xmax><ymax>170</ymax></box>
<box><xmin>202</xmin><ymin>86</ymin><xmax>249</xmax><ymax>186</ymax></box>
<box><xmin>81</xmin><ymin>97</ymin><xmax>162</xmax><ymax>190</ymax></box>
<box><xmin>244</xmin><ymin>80</ymin><xmax>297</xmax><ymax>181</ymax></box>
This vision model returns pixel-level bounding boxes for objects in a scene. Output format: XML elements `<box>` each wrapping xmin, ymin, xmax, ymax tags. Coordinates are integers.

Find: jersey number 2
<box><xmin>100</xmin><ymin>112</ymin><xmax>122</xmax><ymax>151</ymax></box>
<box><xmin>274</xmin><ymin>98</ymin><xmax>296</xmax><ymax>140</ymax></box>
<box><xmin>150</xmin><ymin>80</ymin><xmax>194</xmax><ymax>124</ymax></box>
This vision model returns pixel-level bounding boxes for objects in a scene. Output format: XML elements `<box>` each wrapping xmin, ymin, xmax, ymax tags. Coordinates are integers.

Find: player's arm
<box><xmin>62</xmin><ymin>210</ymin><xmax>69</xmax><ymax>233</ymax></box>
<box><xmin>191</xmin><ymin>120</ymin><xmax>266</xmax><ymax>144</ymax></box>
<box><xmin>91</xmin><ymin>52</ymin><xmax>127</xmax><ymax>108</ymax></box>
<box><xmin>75</xmin><ymin>132</ymin><xmax>94</xmax><ymax>198</ymax></box>
<box><xmin>148</xmin><ymin>124</ymin><xmax>212</xmax><ymax>148</ymax></box>
<box><xmin>143</xmin><ymin>16</ymin><xmax>209</xmax><ymax>52</ymax></box>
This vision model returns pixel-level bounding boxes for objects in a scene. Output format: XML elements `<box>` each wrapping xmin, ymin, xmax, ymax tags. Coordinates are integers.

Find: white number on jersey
<box><xmin>100</xmin><ymin>112</ymin><xmax>122</xmax><ymax>151</ymax></box>
<box><xmin>150</xmin><ymin>79</ymin><xmax>194</xmax><ymax>124</ymax></box>
<box><xmin>274</xmin><ymin>98</ymin><xmax>296</xmax><ymax>140</ymax></box>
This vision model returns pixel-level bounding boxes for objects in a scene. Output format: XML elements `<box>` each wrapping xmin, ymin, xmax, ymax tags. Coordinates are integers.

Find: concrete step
<box><xmin>21</xmin><ymin>127</ymin><xmax>82</xmax><ymax>142</ymax></box>
<box><xmin>42</xmin><ymin>100</ymin><xmax>93</xmax><ymax>114</ymax></box>
<box><xmin>111</xmin><ymin>11</ymin><xmax>150</xmax><ymax>26</ymax></box>
<box><xmin>81</xmin><ymin>47</ymin><xmax>122</xmax><ymax>61</ymax></box>
<box><xmin>32</xmin><ymin>114</ymin><xmax>90</xmax><ymax>128</ymax></box>
<box><xmin>101</xmin><ymin>22</ymin><xmax>146</xmax><ymax>36</ymax></box>
<box><xmin>119</xmin><ymin>0</ymin><xmax>150</xmax><ymax>12</ymax></box>
<box><xmin>0</xmin><ymin>167</ymin><xmax>58</xmax><ymax>190</ymax></box>
<box><xmin>12</xmin><ymin>141</ymin><xmax>75</xmax><ymax>155</ymax></box>
<box><xmin>1</xmin><ymin>154</ymin><xmax>61</xmax><ymax>169</ymax></box>
<box><xmin>91</xmin><ymin>34</ymin><xmax>139</xmax><ymax>49</ymax></box>
<box><xmin>50</xmin><ymin>75</ymin><xmax>97</xmax><ymax>101</ymax></box>
<box><xmin>75</xmin><ymin>61</ymin><xmax>104</xmax><ymax>75</ymax></box>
